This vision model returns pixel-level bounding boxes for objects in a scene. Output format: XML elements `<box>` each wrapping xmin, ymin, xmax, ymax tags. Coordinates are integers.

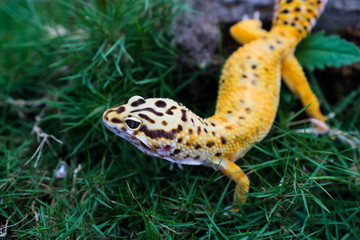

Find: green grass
<box><xmin>1</xmin><ymin>0</ymin><xmax>360</xmax><ymax>239</ymax></box>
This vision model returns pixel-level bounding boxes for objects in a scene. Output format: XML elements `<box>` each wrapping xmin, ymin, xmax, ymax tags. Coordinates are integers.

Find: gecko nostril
<box><xmin>104</xmin><ymin>116</ymin><xmax>109</xmax><ymax>121</ymax></box>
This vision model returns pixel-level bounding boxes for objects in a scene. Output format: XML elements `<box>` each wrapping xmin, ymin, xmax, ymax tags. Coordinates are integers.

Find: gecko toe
<box><xmin>253</xmin><ymin>11</ymin><xmax>260</xmax><ymax>20</ymax></box>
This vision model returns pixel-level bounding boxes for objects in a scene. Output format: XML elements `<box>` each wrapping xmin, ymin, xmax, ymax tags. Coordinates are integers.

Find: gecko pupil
<box><xmin>125</xmin><ymin>120</ymin><xmax>140</xmax><ymax>129</ymax></box>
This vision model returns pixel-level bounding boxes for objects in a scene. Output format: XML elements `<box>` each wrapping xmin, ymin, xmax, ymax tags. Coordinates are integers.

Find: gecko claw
<box><xmin>241</xmin><ymin>14</ymin><xmax>249</xmax><ymax>21</ymax></box>
<box><xmin>169</xmin><ymin>162</ymin><xmax>184</xmax><ymax>171</ymax></box>
<box><xmin>241</xmin><ymin>11</ymin><xmax>261</xmax><ymax>21</ymax></box>
<box><xmin>253</xmin><ymin>11</ymin><xmax>260</xmax><ymax>20</ymax></box>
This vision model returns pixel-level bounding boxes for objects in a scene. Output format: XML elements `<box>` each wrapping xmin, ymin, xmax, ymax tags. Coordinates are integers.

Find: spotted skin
<box><xmin>103</xmin><ymin>0</ymin><xmax>329</xmax><ymax>211</ymax></box>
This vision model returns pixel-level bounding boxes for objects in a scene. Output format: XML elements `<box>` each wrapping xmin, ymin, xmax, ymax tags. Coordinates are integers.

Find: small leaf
<box><xmin>295</xmin><ymin>31</ymin><xmax>360</xmax><ymax>71</ymax></box>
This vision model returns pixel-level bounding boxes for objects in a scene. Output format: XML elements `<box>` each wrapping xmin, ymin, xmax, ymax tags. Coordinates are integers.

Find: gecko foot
<box><xmin>169</xmin><ymin>162</ymin><xmax>184</xmax><ymax>171</ymax></box>
<box><xmin>291</xmin><ymin>118</ymin><xmax>360</xmax><ymax>161</ymax></box>
<box><xmin>291</xmin><ymin>118</ymin><xmax>329</xmax><ymax>135</ymax></box>
<box><xmin>223</xmin><ymin>205</ymin><xmax>242</xmax><ymax>217</ymax></box>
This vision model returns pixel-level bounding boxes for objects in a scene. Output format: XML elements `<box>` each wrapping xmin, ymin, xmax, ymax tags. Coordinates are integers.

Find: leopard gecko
<box><xmin>103</xmin><ymin>0</ymin><xmax>329</xmax><ymax>211</ymax></box>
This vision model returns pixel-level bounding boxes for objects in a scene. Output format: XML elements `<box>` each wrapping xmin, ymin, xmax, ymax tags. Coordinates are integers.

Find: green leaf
<box><xmin>295</xmin><ymin>30</ymin><xmax>360</xmax><ymax>71</ymax></box>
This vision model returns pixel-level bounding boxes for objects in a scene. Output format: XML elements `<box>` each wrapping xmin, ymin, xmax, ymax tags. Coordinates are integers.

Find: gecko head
<box><xmin>103</xmin><ymin>96</ymin><xmax>190</xmax><ymax>159</ymax></box>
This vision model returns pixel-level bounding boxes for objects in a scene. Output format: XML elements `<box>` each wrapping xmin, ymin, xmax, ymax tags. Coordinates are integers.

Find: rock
<box><xmin>175</xmin><ymin>0</ymin><xmax>360</xmax><ymax>67</ymax></box>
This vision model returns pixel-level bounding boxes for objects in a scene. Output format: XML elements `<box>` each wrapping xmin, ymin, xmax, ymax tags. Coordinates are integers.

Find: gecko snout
<box><xmin>103</xmin><ymin>110</ymin><xmax>110</xmax><ymax>122</ymax></box>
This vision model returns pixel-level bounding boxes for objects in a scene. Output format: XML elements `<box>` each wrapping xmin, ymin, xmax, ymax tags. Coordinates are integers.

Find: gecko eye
<box><xmin>124</xmin><ymin>117</ymin><xmax>141</xmax><ymax>130</ymax></box>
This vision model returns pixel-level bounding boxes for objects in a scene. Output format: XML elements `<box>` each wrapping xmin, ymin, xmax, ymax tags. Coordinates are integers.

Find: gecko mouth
<box><xmin>103</xmin><ymin>120</ymin><xmax>156</xmax><ymax>154</ymax></box>
<box><xmin>138</xmin><ymin>140</ymin><xmax>152</xmax><ymax>151</ymax></box>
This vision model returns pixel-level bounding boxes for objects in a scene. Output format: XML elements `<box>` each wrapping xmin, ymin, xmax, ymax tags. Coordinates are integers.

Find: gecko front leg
<box><xmin>218</xmin><ymin>158</ymin><xmax>249</xmax><ymax>211</ymax></box>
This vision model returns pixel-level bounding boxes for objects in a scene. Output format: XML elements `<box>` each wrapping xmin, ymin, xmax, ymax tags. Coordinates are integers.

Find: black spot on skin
<box><xmin>294</xmin><ymin>17</ymin><xmax>299</xmax><ymax>21</ymax></box>
<box><xmin>181</xmin><ymin>109</ymin><xmax>187</xmax><ymax>122</ymax></box>
<box><xmin>211</xmin><ymin>122</ymin><xmax>216</xmax><ymax>127</ymax></box>
<box><xmin>225</xmin><ymin>126</ymin><xmax>232</xmax><ymax>130</ymax></box>
<box><xmin>212</xmin><ymin>131</ymin><xmax>216</xmax><ymax>136</ymax></box>
<box><xmin>239</xmin><ymin>116</ymin><xmax>245</xmax><ymax>120</ymax></box>
<box><xmin>281</xmin><ymin>9</ymin><xmax>289</xmax><ymax>14</ymax></box>
<box><xmin>221</xmin><ymin>80</ymin><xmax>225</xmax><ymax>83</ymax></box>
<box><xmin>185</xmin><ymin>154</ymin><xmax>190</xmax><ymax>158</ymax></box>
<box><xmin>162</xmin><ymin>120</ymin><xmax>168</xmax><ymax>126</ymax></box>
<box><xmin>173</xmin><ymin>149</ymin><xmax>181</xmax><ymax>155</ymax></box>
<box><xmin>264</xmin><ymin>67</ymin><xmax>269</xmax><ymax>72</ymax></box>
<box><xmin>191</xmin><ymin>119</ymin><xmax>195</xmax><ymax>125</ymax></box>
<box><xmin>131</xmin><ymin>108</ymin><xmax>163</xmax><ymax>116</ymax></box>
<box><xmin>177</xmin><ymin>125</ymin><xmax>183</xmax><ymax>132</ymax></box>
<box><xmin>283</xmin><ymin>20</ymin><xmax>289</xmax><ymax>25</ymax></box>
<box><xmin>242</xmin><ymin>74</ymin><xmax>247</xmax><ymax>78</ymax></box>
<box><xmin>189</xmin><ymin>129</ymin><xmax>193</xmax><ymax>134</ymax></box>
<box><xmin>246</xmin><ymin>108</ymin><xmax>251</xmax><ymax>113</ymax></box>
<box><xmin>251</xmin><ymin>65</ymin><xmax>257</xmax><ymax>69</ymax></box>
<box><xmin>204</xmin><ymin>128</ymin><xmax>208</xmax><ymax>133</ymax></box>
<box><xmin>131</xmin><ymin>99</ymin><xmax>146</xmax><ymax>107</ymax></box>
<box><xmin>307</xmin><ymin>9</ymin><xmax>312</xmax><ymax>13</ymax></box>
<box><xmin>194</xmin><ymin>156</ymin><xmax>200</xmax><ymax>160</ymax></box>
<box><xmin>166</xmin><ymin>106</ymin><xmax>177</xmax><ymax>115</ymax></box>
<box><xmin>215</xmin><ymin>152</ymin><xmax>222</xmax><ymax>157</ymax></box>
<box><xmin>254</xmin><ymin>74</ymin><xmax>259</xmax><ymax>78</ymax></box>
<box><xmin>294</xmin><ymin>7</ymin><xmax>301</xmax><ymax>12</ymax></box>
<box><xmin>269</xmin><ymin>45</ymin><xmax>274</xmax><ymax>50</ymax></box>
<box><xmin>138</xmin><ymin>113</ymin><xmax>155</xmax><ymax>124</ymax></box>
<box><xmin>121</xmin><ymin>127</ymin><xmax>127</xmax><ymax>132</ymax></box>
<box><xmin>197</xmin><ymin>126</ymin><xmax>201</xmax><ymax>135</ymax></box>
<box><xmin>206</xmin><ymin>141</ymin><xmax>215</xmax><ymax>148</ymax></box>
<box><xmin>291</xmin><ymin>22</ymin><xmax>296</xmax><ymax>27</ymax></box>
<box><xmin>220</xmin><ymin>137</ymin><xmax>227</xmax><ymax>144</ymax></box>
<box><xmin>155</xmin><ymin>100</ymin><xmax>167</xmax><ymax>108</ymax></box>
<box><xmin>177</xmin><ymin>138</ymin><xmax>183</xmax><ymax>143</ymax></box>
<box><xmin>276</xmin><ymin>40</ymin><xmax>282</xmax><ymax>45</ymax></box>
<box><xmin>116</xmin><ymin>106</ymin><xmax>125</xmax><ymax>114</ymax></box>
<box><xmin>286</xmin><ymin>0</ymin><xmax>293</xmax><ymax>3</ymax></box>
<box><xmin>111</xmin><ymin>118</ymin><xmax>121</xmax><ymax>123</ymax></box>
<box><xmin>139</xmin><ymin>124</ymin><xmax>183</xmax><ymax>140</ymax></box>
<box><xmin>166</xmin><ymin>109</ymin><xmax>174</xmax><ymax>115</ymax></box>
<box><xmin>194</xmin><ymin>144</ymin><xmax>201</xmax><ymax>150</ymax></box>
<box><xmin>227</xmin><ymin>111</ymin><xmax>232</xmax><ymax>114</ymax></box>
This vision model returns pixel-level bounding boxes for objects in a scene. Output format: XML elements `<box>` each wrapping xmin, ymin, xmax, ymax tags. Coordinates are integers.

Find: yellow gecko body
<box><xmin>103</xmin><ymin>0</ymin><xmax>329</xmax><ymax>210</ymax></box>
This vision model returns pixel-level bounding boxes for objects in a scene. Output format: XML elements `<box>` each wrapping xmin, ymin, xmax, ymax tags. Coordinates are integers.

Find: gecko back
<box><xmin>272</xmin><ymin>0</ymin><xmax>329</xmax><ymax>41</ymax></box>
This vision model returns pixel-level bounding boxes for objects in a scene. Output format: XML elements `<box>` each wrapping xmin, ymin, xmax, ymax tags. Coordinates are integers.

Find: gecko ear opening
<box><xmin>124</xmin><ymin>117</ymin><xmax>142</xmax><ymax>130</ymax></box>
